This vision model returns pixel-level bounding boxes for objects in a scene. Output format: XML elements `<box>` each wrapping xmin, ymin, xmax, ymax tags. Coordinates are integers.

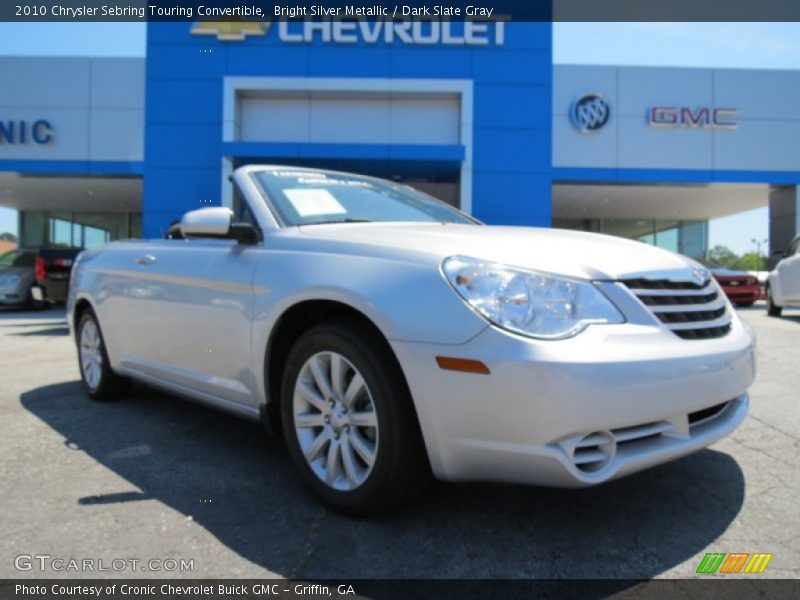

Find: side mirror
<box><xmin>179</xmin><ymin>207</ymin><xmax>259</xmax><ymax>244</ymax></box>
<box><xmin>180</xmin><ymin>207</ymin><xmax>232</xmax><ymax>237</ymax></box>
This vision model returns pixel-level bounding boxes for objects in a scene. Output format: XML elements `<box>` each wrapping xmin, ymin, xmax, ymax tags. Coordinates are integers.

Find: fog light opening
<box><xmin>572</xmin><ymin>431</ymin><xmax>616</xmax><ymax>474</ymax></box>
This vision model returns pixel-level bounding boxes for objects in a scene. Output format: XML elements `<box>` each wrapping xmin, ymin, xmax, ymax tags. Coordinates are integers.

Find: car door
<box><xmin>123</xmin><ymin>237</ymin><xmax>262</xmax><ymax>407</ymax></box>
<box><xmin>778</xmin><ymin>237</ymin><xmax>800</xmax><ymax>302</ymax></box>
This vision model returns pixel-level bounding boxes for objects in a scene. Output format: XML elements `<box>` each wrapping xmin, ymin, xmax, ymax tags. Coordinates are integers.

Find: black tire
<box><xmin>734</xmin><ymin>301</ymin><xmax>755</xmax><ymax>308</ymax></box>
<box><xmin>766</xmin><ymin>285</ymin><xmax>782</xmax><ymax>317</ymax></box>
<box><xmin>77</xmin><ymin>310</ymin><xmax>130</xmax><ymax>401</ymax></box>
<box><xmin>280</xmin><ymin>319</ymin><xmax>431</xmax><ymax>515</ymax></box>
<box><xmin>24</xmin><ymin>286</ymin><xmax>47</xmax><ymax>311</ymax></box>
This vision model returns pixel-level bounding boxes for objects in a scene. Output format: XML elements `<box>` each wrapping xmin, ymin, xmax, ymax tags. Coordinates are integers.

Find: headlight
<box><xmin>442</xmin><ymin>256</ymin><xmax>624</xmax><ymax>340</ymax></box>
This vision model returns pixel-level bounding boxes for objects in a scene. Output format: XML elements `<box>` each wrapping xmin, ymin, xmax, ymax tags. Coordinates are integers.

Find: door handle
<box><xmin>134</xmin><ymin>254</ymin><xmax>156</xmax><ymax>266</ymax></box>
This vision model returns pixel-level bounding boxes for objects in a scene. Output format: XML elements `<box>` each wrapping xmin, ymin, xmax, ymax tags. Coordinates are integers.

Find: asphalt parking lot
<box><xmin>1</xmin><ymin>304</ymin><xmax>798</xmax><ymax>580</ymax></box>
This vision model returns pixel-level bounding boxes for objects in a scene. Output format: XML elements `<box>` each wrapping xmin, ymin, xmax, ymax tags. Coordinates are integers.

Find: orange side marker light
<box><xmin>435</xmin><ymin>356</ymin><xmax>491</xmax><ymax>375</ymax></box>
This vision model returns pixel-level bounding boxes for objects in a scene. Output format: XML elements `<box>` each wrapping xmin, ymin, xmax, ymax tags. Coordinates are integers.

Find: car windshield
<box><xmin>0</xmin><ymin>249</ymin><xmax>34</xmax><ymax>268</ymax></box>
<box><xmin>252</xmin><ymin>169</ymin><xmax>476</xmax><ymax>227</ymax></box>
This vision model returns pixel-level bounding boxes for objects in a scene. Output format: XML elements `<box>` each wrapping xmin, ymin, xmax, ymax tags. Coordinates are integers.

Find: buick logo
<box><xmin>571</xmin><ymin>93</ymin><xmax>610</xmax><ymax>133</ymax></box>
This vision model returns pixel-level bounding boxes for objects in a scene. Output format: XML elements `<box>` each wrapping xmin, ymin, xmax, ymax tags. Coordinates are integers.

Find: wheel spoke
<box><xmin>305</xmin><ymin>430</ymin><xmax>329</xmax><ymax>462</ymax></box>
<box><xmin>340</xmin><ymin>440</ymin><xmax>360</xmax><ymax>487</ymax></box>
<box><xmin>325</xmin><ymin>439</ymin><xmax>340</xmax><ymax>485</ymax></box>
<box><xmin>297</xmin><ymin>380</ymin><xmax>328</xmax><ymax>412</ymax></box>
<box><xmin>295</xmin><ymin>412</ymin><xmax>325</xmax><ymax>429</ymax></box>
<box><xmin>89</xmin><ymin>362</ymin><xmax>100</xmax><ymax>387</ymax></box>
<box><xmin>350</xmin><ymin>410</ymin><xmax>377</xmax><ymax>428</ymax></box>
<box><xmin>330</xmin><ymin>353</ymin><xmax>346</xmax><ymax>400</ymax></box>
<box><xmin>343</xmin><ymin>373</ymin><xmax>365</xmax><ymax>408</ymax></box>
<box><xmin>309</xmin><ymin>355</ymin><xmax>334</xmax><ymax>401</ymax></box>
<box><xmin>349</xmin><ymin>430</ymin><xmax>376</xmax><ymax>467</ymax></box>
<box><xmin>85</xmin><ymin>323</ymin><xmax>97</xmax><ymax>347</ymax></box>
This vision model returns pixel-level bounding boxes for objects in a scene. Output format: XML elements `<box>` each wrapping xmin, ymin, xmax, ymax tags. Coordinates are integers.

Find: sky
<box><xmin>1</xmin><ymin>22</ymin><xmax>799</xmax><ymax>255</ymax></box>
<box><xmin>0</xmin><ymin>24</ymin><xmax>146</xmax><ymax>238</ymax></box>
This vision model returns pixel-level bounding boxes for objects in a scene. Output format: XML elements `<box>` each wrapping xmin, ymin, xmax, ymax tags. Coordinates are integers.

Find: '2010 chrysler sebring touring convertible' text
<box><xmin>67</xmin><ymin>166</ymin><xmax>755</xmax><ymax>514</ymax></box>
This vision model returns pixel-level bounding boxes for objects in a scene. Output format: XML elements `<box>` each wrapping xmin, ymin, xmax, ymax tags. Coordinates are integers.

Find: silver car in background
<box><xmin>68</xmin><ymin>166</ymin><xmax>755</xmax><ymax>514</ymax></box>
<box><xmin>0</xmin><ymin>248</ymin><xmax>45</xmax><ymax>310</ymax></box>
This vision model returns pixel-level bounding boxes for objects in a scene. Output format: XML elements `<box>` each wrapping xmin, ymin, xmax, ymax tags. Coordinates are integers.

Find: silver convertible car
<box><xmin>68</xmin><ymin>166</ymin><xmax>755</xmax><ymax>514</ymax></box>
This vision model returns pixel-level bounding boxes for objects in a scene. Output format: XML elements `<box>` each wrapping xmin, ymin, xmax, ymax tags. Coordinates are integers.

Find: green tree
<box><xmin>0</xmin><ymin>232</ymin><xmax>17</xmax><ymax>243</ymax></box>
<box><xmin>707</xmin><ymin>245</ymin><xmax>740</xmax><ymax>269</ymax></box>
<box><xmin>736</xmin><ymin>251</ymin><xmax>765</xmax><ymax>272</ymax></box>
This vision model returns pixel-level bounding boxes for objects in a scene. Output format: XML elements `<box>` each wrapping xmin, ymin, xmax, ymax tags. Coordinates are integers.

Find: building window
<box><xmin>19</xmin><ymin>211</ymin><xmax>142</xmax><ymax>248</ymax></box>
<box><xmin>553</xmin><ymin>218</ymin><xmax>708</xmax><ymax>260</ymax></box>
<box><xmin>50</xmin><ymin>217</ymin><xmax>73</xmax><ymax>246</ymax></box>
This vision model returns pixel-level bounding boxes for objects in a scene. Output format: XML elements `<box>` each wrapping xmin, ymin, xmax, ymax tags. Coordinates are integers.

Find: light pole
<box><xmin>751</xmin><ymin>238</ymin><xmax>768</xmax><ymax>271</ymax></box>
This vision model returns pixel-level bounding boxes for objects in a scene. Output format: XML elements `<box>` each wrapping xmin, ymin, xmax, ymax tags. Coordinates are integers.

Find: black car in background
<box><xmin>35</xmin><ymin>247</ymin><xmax>83</xmax><ymax>304</ymax></box>
<box><xmin>0</xmin><ymin>246</ymin><xmax>83</xmax><ymax>310</ymax></box>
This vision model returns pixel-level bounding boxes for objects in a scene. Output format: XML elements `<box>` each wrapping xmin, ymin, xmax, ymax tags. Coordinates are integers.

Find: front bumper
<box><xmin>721</xmin><ymin>285</ymin><xmax>761</xmax><ymax>304</ymax></box>
<box><xmin>0</xmin><ymin>282</ymin><xmax>42</xmax><ymax>305</ymax></box>
<box><xmin>0</xmin><ymin>286</ymin><xmax>26</xmax><ymax>305</ymax></box>
<box><xmin>391</xmin><ymin>314</ymin><xmax>755</xmax><ymax>487</ymax></box>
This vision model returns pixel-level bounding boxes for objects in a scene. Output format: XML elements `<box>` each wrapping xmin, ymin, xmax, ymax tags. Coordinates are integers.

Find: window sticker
<box><xmin>296</xmin><ymin>177</ymin><xmax>372</xmax><ymax>188</ymax></box>
<box><xmin>272</xmin><ymin>170</ymin><xmax>328</xmax><ymax>179</ymax></box>
<box><xmin>284</xmin><ymin>188</ymin><xmax>347</xmax><ymax>217</ymax></box>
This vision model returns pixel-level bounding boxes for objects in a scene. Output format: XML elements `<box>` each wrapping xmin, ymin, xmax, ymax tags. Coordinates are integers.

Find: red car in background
<box><xmin>711</xmin><ymin>268</ymin><xmax>762</xmax><ymax>307</ymax></box>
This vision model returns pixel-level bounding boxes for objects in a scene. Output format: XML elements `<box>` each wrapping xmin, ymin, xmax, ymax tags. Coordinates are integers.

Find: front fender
<box><xmin>767</xmin><ymin>271</ymin><xmax>785</xmax><ymax>305</ymax></box>
<box><xmin>249</xmin><ymin>252</ymin><xmax>488</xmax><ymax>404</ymax></box>
<box><xmin>252</xmin><ymin>252</ymin><xmax>486</xmax><ymax>345</ymax></box>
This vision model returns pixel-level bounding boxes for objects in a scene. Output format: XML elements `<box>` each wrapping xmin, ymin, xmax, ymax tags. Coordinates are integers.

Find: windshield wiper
<box><xmin>303</xmin><ymin>218</ymin><xmax>373</xmax><ymax>226</ymax></box>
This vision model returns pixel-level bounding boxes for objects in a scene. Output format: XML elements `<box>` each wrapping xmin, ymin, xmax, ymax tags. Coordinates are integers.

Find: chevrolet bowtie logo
<box><xmin>190</xmin><ymin>20</ymin><xmax>270</xmax><ymax>41</ymax></box>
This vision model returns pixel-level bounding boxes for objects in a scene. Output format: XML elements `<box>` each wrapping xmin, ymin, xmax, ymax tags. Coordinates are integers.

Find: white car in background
<box><xmin>68</xmin><ymin>166</ymin><xmax>755</xmax><ymax>514</ymax></box>
<box><xmin>766</xmin><ymin>235</ymin><xmax>800</xmax><ymax>317</ymax></box>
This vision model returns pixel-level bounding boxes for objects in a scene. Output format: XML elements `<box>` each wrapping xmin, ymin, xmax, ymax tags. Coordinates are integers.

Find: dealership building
<box><xmin>1</xmin><ymin>21</ymin><xmax>799</xmax><ymax>259</ymax></box>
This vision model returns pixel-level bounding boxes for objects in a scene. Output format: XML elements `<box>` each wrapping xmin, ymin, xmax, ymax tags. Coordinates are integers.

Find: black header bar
<box><xmin>3</xmin><ymin>1</ymin><xmax>800</xmax><ymax>22</ymax></box>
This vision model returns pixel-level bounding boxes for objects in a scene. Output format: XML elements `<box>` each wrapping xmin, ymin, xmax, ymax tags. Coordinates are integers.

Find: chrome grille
<box><xmin>724</xmin><ymin>276</ymin><xmax>757</xmax><ymax>287</ymax></box>
<box><xmin>622</xmin><ymin>277</ymin><xmax>732</xmax><ymax>340</ymax></box>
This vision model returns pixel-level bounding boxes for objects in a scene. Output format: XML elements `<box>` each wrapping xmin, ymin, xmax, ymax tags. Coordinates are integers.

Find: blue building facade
<box><xmin>2</xmin><ymin>24</ymin><xmax>798</xmax><ymax>258</ymax></box>
<box><xmin>143</xmin><ymin>21</ymin><xmax>553</xmax><ymax>237</ymax></box>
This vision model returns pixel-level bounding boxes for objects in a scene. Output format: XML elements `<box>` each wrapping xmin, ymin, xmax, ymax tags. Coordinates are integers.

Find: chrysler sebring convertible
<box><xmin>67</xmin><ymin>166</ymin><xmax>755</xmax><ymax>514</ymax></box>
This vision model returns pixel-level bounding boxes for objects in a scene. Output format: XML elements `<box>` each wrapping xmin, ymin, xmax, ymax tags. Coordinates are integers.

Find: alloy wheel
<box><xmin>80</xmin><ymin>319</ymin><xmax>104</xmax><ymax>390</ymax></box>
<box><xmin>293</xmin><ymin>351</ymin><xmax>379</xmax><ymax>491</ymax></box>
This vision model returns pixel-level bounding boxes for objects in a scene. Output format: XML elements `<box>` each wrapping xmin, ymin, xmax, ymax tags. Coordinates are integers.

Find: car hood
<box><xmin>298</xmin><ymin>223</ymin><xmax>700</xmax><ymax>281</ymax></box>
<box><xmin>712</xmin><ymin>268</ymin><xmax>750</xmax><ymax>277</ymax></box>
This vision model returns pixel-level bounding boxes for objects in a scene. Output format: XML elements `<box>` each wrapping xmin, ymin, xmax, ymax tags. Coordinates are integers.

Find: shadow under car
<box><xmin>21</xmin><ymin>380</ymin><xmax>746</xmax><ymax>580</ymax></box>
